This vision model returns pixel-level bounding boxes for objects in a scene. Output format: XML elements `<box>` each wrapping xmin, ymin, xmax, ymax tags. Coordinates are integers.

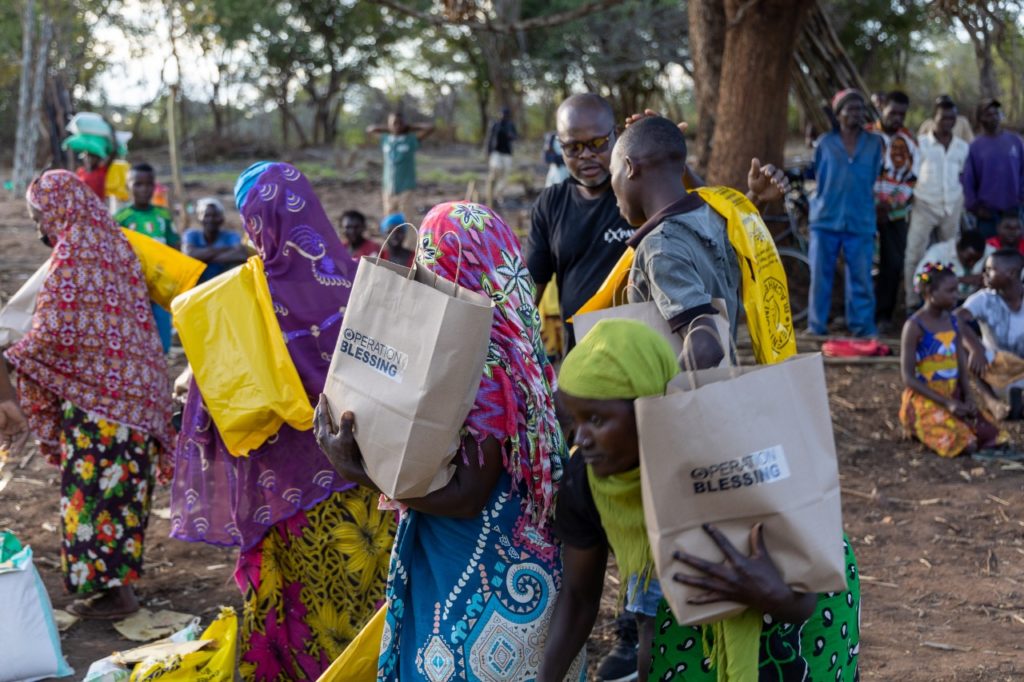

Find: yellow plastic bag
<box><xmin>106</xmin><ymin>159</ymin><xmax>131</xmax><ymax>201</ymax></box>
<box><xmin>539</xmin><ymin>278</ymin><xmax>563</xmax><ymax>358</ymax></box>
<box><xmin>571</xmin><ymin>187</ymin><xmax>796</xmax><ymax>365</ymax></box>
<box><xmin>696</xmin><ymin>186</ymin><xmax>796</xmax><ymax>364</ymax></box>
<box><xmin>171</xmin><ymin>257</ymin><xmax>313</xmax><ymax>456</ymax></box>
<box><xmin>130</xmin><ymin>606</ymin><xmax>238</xmax><ymax>681</ymax></box>
<box><xmin>317</xmin><ymin>606</ymin><xmax>386</xmax><ymax>682</ymax></box>
<box><xmin>121</xmin><ymin>228</ymin><xmax>205</xmax><ymax>311</ymax></box>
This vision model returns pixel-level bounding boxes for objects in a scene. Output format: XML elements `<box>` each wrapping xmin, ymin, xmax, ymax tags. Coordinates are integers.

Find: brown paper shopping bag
<box><xmin>323</xmin><ymin>255</ymin><xmax>494</xmax><ymax>499</ymax></box>
<box><xmin>574</xmin><ymin>297</ymin><xmax>731</xmax><ymax>367</ymax></box>
<box><xmin>635</xmin><ymin>352</ymin><xmax>848</xmax><ymax>626</ymax></box>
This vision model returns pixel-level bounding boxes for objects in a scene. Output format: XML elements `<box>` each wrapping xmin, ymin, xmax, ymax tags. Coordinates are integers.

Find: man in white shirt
<box><xmin>905</xmin><ymin>96</ymin><xmax>970</xmax><ymax>308</ymax></box>
<box><xmin>913</xmin><ymin>230</ymin><xmax>991</xmax><ymax>305</ymax></box>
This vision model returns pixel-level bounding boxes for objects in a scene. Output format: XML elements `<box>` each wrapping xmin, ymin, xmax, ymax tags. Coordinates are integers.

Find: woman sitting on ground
<box><xmin>900</xmin><ymin>263</ymin><xmax>1007</xmax><ymax>456</ymax></box>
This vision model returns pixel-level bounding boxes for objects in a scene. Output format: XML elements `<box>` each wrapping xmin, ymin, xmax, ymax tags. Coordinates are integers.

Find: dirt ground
<box><xmin>3</xmin><ymin>150</ymin><xmax>1024</xmax><ymax>680</ymax></box>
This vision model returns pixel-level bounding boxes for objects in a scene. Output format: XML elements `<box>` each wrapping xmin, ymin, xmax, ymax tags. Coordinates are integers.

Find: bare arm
<box><xmin>537</xmin><ymin>542</ymin><xmax>608</xmax><ymax>682</ymax></box>
<box><xmin>678</xmin><ymin>316</ymin><xmax>725</xmax><ymax>369</ymax></box>
<box><xmin>0</xmin><ymin>362</ymin><xmax>30</xmax><ymax>457</ymax></box>
<box><xmin>534</xmin><ymin>281</ymin><xmax>548</xmax><ymax>307</ymax></box>
<box><xmin>365</xmin><ymin>124</ymin><xmax>387</xmax><ymax>135</ymax></box>
<box><xmin>313</xmin><ymin>395</ymin><xmax>504</xmax><ymax>518</ymax></box>
<box><xmin>410</xmin><ymin>122</ymin><xmax>435</xmax><ymax>141</ymax></box>
<box><xmin>954</xmin><ymin>307</ymin><xmax>989</xmax><ymax>375</ymax></box>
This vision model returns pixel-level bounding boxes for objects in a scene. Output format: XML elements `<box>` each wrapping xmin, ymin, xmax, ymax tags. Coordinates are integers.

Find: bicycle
<box><xmin>762</xmin><ymin>167</ymin><xmax>812</xmax><ymax>324</ymax></box>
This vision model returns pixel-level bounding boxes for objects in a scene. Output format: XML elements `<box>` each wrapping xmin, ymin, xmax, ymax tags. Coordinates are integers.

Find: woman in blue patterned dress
<box><xmin>315</xmin><ymin>202</ymin><xmax>584</xmax><ymax>681</ymax></box>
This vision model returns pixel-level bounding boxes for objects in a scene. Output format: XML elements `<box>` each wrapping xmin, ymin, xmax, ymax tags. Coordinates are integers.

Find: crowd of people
<box><xmin>0</xmin><ymin>86</ymin><xmax>1020</xmax><ymax>682</ymax></box>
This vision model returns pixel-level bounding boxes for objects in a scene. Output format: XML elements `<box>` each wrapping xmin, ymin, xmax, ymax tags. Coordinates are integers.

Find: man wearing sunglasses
<box><xmin>526</xmin><ymin>93</ymin><xmax>635</xmax><ymax>357</ymax></box>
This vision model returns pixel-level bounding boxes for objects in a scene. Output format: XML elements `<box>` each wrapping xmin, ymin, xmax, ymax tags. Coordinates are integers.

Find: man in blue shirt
<box><xmin>808</xmin><ymin>89</ymin><xmax>885</xmax><ymax>337</ymax></box>
<box><xmin>183</xmin><ymin>197</ymin><xmax>249</xmax><ymax>282</ymax></box>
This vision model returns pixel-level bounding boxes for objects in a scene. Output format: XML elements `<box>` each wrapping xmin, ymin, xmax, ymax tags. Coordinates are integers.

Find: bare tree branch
<box><xmin>370</xmin><ymin>0</ymin><xmax>629</xmax><ymax>33</ymax></box>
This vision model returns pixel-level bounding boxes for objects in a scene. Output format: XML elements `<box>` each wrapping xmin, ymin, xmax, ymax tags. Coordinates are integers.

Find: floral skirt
<box><xmin>235</xmin><ymin>486</ymin><xmax>395</xmax><ymax>682</ymax></box>
<box><xmin>58</xmin><ymin>401</ymin><xmax>157</xmax><ymax>594</ymax></box>
<box><xmin>899</xmin><ymin>388</ymin><xmax>1007</xmax><ymax>457</ymax></box>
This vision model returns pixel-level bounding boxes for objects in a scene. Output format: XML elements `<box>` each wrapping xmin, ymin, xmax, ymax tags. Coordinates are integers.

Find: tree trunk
<box><xmin>972</xmin><ymin>34</ymin><xmax>999</xmax><ymax>99</ymax></box>
<box><xmin>25</xmin><ymin>19</ymin><xmax>51</xmax><ymax>172</ymax></box>
<box><xmin>687</xmin><ymin>0</ymin><xmax>726</xmax><ymax>175</ymax></box>
<box><xmin>12</xmin><ymin>0</ymin><xmax>36</xmax><ymax>196</ymax></box>
<box><xmin>707</xmin><ymin>0</ymin><xmax>812</xmax><ymax>189</ymax></box>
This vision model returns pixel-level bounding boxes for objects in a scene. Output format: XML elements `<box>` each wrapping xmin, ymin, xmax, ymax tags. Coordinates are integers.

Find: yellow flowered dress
<box><xmin>899</xmin><ymin>316</ymin><xmax>1006</xmax><ymax>457</ymax></box>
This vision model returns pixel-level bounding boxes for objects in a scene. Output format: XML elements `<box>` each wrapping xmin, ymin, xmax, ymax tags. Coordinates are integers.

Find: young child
<box><xmin>366</xmin><ymin>112</ymin><xmax>434</xmax><ymax>217</ymax></box>
<box><xmin>956</xmin><ymin>249</ymin><xmax>1024</xmax><ymax>420</ymax></box>
<box><xmin>379</xmin><ymin>213</ymin><xmax>414</xmax><ymax>266</ymax></box>
<box><xmin>115</xmin><ymin>162</ymin><xmax>179</xmax><ymax>353</ymax></box>
<box><xmin>985</xmin><ymin>211</ymin><xmax>1024</xmax><ymax>256</ymax></box>
<box><xmin>338</xmin><ymin>210</ymin><xmax>382</xmax><ymax>261</ymax></box>
<box><xmin>899</xmin><ymin>263</ymin><xmax>1006</xmax><ymax>456</ymax></box>
<box><xmin>182</xmin><ymin>197</ymin><xmax>248</xmax><ymax>283</ymax></box>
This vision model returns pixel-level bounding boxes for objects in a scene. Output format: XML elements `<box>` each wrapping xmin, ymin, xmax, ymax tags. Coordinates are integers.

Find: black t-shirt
<box><xmin>553</xmin><ymin>453</ymin><xmax>607</xmax><ymax>550</ymax></box>
<box><xmin>526</xmin><ymin>180</ymin><xmax>634</xmax><ymax>350</ymax></box>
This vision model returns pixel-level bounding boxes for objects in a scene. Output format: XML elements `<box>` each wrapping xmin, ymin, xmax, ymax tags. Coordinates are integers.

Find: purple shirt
<box><xmin>961</xmin><ymin>131</ymin><xmax>1024</xmax><ymax>213</ymax></box>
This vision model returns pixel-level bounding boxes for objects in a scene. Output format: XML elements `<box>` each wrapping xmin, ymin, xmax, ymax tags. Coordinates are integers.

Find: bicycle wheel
<box><xmin>777</xmin><ymin>247</ymin><xmax>811</xmax><ymax>324</ymax></box>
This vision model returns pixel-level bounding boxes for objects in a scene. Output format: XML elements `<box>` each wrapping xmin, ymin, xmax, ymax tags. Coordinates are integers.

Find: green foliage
<box><xmin>825</xmin><ymin>0</ymin><xmax>932</xmax><ymax>88</ymax></box>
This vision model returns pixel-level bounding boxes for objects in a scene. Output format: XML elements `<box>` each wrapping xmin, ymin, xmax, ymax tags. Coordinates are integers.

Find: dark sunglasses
<box><xmin>559</xmin><ymin>130</ymin><xmax>615</xmax><ymax>158</ymax></box>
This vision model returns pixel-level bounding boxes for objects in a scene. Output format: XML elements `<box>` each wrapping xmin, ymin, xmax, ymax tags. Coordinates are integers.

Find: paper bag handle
<box><xmin>679</xmin><ymin>315</ymin><xmax>740</xmax><ymax>389</ymax></box>
<box><xmin>377</xmin><ymin>222</ymin><xmax>417</xmax><ymax>271</ymax></box>
<box><xmin>429</xmin><ymin>230</ymin><xmax>467</xmax><ymax>299</ymax></box>
<box><xmin>613</xmin><ymin>282</ymin><xmax>646</xmax><ymax>307</ymax></box>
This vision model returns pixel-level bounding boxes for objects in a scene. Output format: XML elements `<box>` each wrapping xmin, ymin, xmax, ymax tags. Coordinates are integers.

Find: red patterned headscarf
<box><xmin>5</xmin><ymin>171</ymin><xmax>174</xmax><ymax>473</ymax></box>
<box><xmin>416</xmin><ymin>202</ymin><xmax>565</xmax><ymax>524</ymax></box>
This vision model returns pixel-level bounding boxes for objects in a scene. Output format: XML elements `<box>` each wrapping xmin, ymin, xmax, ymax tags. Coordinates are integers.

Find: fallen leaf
<box><xmin>114</xmin><ymin>608</ymin><xmax>196</xmax><ymax>642</ymax></box>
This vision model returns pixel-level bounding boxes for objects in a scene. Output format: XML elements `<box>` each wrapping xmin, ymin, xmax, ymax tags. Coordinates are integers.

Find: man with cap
<box><xmin>962</xmin><ymin>98</ymin><xmax>1024</xmax><ymax>239</ymax></box>
<box><xmin>807</xmin><ymin>89</ymin><xmax>885</xmax><ymax>337</ymax></box>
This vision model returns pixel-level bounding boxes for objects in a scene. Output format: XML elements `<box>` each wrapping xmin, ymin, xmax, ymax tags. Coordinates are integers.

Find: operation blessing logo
<box><xmin>690</xmin><ymin>445</ymin><xmax>790</xmax><ymax>494</ymax></box>
<box><xmin>338</xmin><ymin>328</ymin><xmax>409</xmax><ymax>382</ymax></box>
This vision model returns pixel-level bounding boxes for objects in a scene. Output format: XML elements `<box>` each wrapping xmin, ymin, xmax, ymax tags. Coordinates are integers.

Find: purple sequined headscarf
<box><xmin>170</xmin><ymin>162</ymin><xmax>357</xmax><ymax>550</ymax></box>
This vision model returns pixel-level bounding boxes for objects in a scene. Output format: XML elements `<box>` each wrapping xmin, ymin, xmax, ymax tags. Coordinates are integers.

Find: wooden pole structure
<box><xmin>167</xmin><ymin>82</ymin><xmax>188</xmax><ymax>230</ymax></box>
<box><xmin>790</xmin><ymin>1</ymin><xmax>879</xmax><ymax>135</ymax></box>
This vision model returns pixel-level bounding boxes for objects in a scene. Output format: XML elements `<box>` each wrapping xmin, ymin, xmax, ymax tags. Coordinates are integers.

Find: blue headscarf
<box><xmin>233</xmin><ymin>161</ymin><xmax>273</xmax><ymax>211</ymax></box>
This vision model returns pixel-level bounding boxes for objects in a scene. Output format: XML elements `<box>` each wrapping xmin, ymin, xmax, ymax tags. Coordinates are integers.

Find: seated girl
<box><xmin>538</xmin><ymin>318</ymin><xmax>860</xmax><ymax>682</ymax></box>
<box><xmin>900</xmin><ymin>263</ymin><xmax>1006</xmax><ymax>456</ymax></box>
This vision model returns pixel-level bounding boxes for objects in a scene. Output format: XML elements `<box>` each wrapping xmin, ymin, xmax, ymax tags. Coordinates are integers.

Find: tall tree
<box><xmin>706</xmin><ymin>0</ymin><xmax>813</xmax><ymax>189</ymax></box>
<box><xmin>935</xmin><ymin>0</ymin><xmax>1020</xmax><ymax>99</ymax></box>
<box><xmin>688</xmin><ymin>0</ymin><xmax>725</xmax><ymax>174</ymax></box>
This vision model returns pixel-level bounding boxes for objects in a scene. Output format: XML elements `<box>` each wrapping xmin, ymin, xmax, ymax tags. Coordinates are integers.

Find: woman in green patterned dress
<box><xmin>539</xmin><ymin>319</ymin><xmax>860</xmax><ymax>682</ymax></box>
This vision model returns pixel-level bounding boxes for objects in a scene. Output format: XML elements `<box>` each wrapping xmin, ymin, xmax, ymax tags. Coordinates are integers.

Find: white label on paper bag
<box><xmin>338</xmin><ymin>328</ymin><xmax>409</xmax><ymax>382</ymax></box>
<box><xmin>689</xmin><ymin>444</ymin><xmax>790</xmax><ymax>495</ymax></box>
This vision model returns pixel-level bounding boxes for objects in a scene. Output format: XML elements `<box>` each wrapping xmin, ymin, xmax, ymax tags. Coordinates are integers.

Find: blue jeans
<box><xmin>151</xmin><ymin>301</ymin><xmax>172</xmax><ymax>354</ymax></box>
<box><xmin>808</xmin><ymin>229</ymin><xmax>877</xmax><ymax>337</ymax></box>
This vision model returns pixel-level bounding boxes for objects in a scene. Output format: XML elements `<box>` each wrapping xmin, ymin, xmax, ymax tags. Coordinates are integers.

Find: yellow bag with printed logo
<box><xmin>129</xmin><ymin>607</ymin><xmax>238</xmax><ymax>681</ymax></box>
<box><xmin>572</xmin><ymin>187</ymin><xmax>796</xmax><ymax>365</ymax></box>
<box><xmin>696</xmin><ymin>186</ymin><xmax>796</xmax><ymax>364</ymax></box>
<box><xmin>171</xmin><ymin>257</ymin><xmax>313</xmax><ymax>456</ymax></box>
<box><xmin>121</xmin><ymin>228</ymin><xmax>205</xmax><ymax>311</ymax></box>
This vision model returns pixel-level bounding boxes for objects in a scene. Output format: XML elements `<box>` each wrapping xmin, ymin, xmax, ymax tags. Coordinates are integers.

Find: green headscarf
<box><xmin>559</xmin><ymin>319</ymin><xmax>678</xmax><ymax>598</ymax></box>
<box><xmin>559</xmin><ymin>318</ymin><xmax>760</xmax><ymax>682</ymax></box>
<box><xmin>559</xmin><ymin>318</ymin><xmax>679</xmax><ymax>400</ymax></box>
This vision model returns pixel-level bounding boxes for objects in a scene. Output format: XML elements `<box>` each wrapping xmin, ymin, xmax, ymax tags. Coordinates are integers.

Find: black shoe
<box><xmin>1010</xmin><ymin>388</ymin><xmax>1023</xmax><ymax>421</ymax></box>
<box><xmin>596</xmin><ymin>614</ymin><xmax>639</xmax><ymax>682</ymax></box>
